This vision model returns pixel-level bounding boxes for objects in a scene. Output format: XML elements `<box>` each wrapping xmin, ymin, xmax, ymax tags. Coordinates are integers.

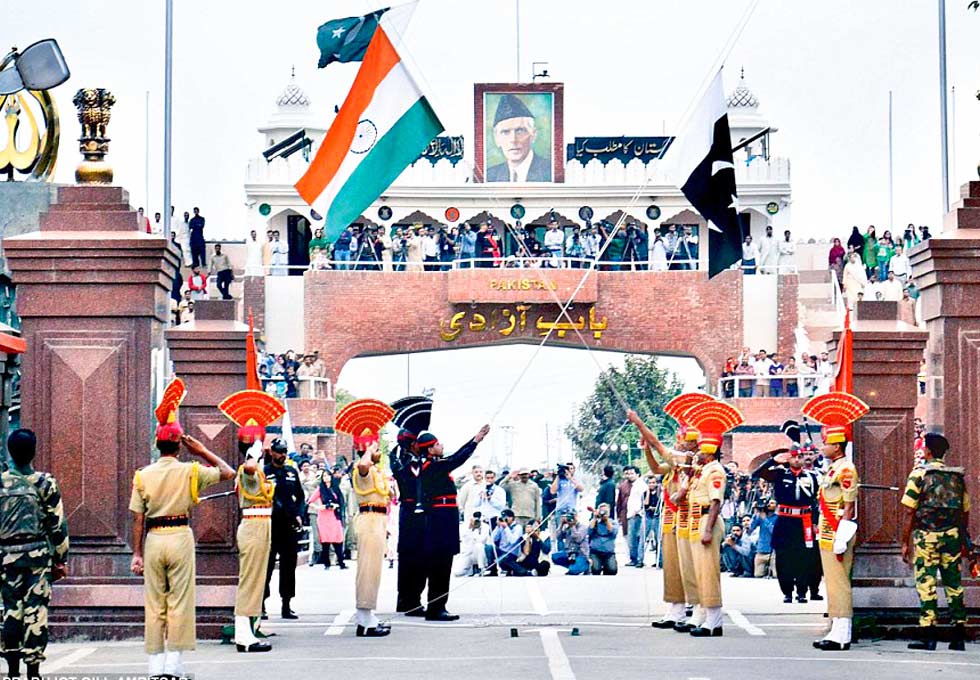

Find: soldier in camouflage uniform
<box><xmin>0</xmin><ymin>429</ymin><xmax>69</xmax><ymax>680</ymax></box>
<box><xmin>901</xmin><ymin>432</ymin><xmax>969</xmax><ymax>651</ymax></box>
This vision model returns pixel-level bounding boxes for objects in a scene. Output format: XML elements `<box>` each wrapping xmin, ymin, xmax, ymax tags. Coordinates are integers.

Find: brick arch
<box><xmin>304</xmin><ymin>268</ymin><xmax>741</xmax><ymax>392</ymax></box>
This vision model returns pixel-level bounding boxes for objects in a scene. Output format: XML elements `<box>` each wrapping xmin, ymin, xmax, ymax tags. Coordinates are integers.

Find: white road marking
<box><xmin>526</xmin><ymin>628</ymin><xmax>576</xmax><ymax>680</ymax></box>
<box><xmin>724</xmin><ymin>609</ymin><xmax>765</xmax><ymax>636</ymax></box>
<box><xmin>324</xmin><ymin>608</ymin><xmax>355</xmax><ymax>636</ymax></box>
<box><xmin>526</xmin><ymin>579</ymin><xmax>550</xmax><ymax>616</ymax></box>
<box><xmin>757</xmin><ymin>623</ymin><xmax>828</xmax><ymax>628</ymax></box>
<box><xmin>41</xmin><ymin>646</ymin><xmax>97</xmax><ymax>673</ymax></box>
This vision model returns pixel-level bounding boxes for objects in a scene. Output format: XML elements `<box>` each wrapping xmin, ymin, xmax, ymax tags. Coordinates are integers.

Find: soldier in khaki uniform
<box><xmin>130</xmin><ymin>378</ymin><xmax>235</xmax><ymax>677</ymax></box>
<box><xmin>0</xmin><ymin>429</ymin><xmax>69</xmax><ymax>680</ymax></box>
<box><xmin>803</xmin><ymin>392</ymin><xmax>869</xmax><ymax>652</ymax></box>
<box><xmin>677</xmin><ymin>399</ymin><xmax>744</xmax><ymax>637</ymax></box>
<box><xmin>218</xmin><ymin>389</ymin><xmax>286</xmax><ymax>653</ymax></box>
<box><xmin>628</xmin><ymin>396</ymin><xmax>709</xmax><ymax>631</ymax></box>
<box><xmin>901</xmin><ymin>432</ymin><xmax>969</xmax><ymax>651</ymax></box>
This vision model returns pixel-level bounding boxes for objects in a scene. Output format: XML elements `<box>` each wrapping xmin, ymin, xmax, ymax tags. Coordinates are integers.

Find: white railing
<box><xmin>261</xmin><ymin>375</ymin><xmax>332</xmax><ymax>400</ymax></box>
<box><xmin>718</xmin><ymin>373</ymin><xmax>828</xmax><ymax>399</ymax></box>
<box><xmin>250</xmin><ymin>260</ymin><xmax>800</xmax><ymax>275</ymax></box>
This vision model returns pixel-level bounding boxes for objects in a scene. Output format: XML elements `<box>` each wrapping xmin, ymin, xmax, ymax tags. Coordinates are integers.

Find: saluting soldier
<box><xmin>679</xmin><ymin>400</ymin><xmax>744</xmax><ymax>637</ymax></box>
<box><xmin>130</xmin><ymin>378</ymin><xmax>235</xmax><ymax>677</ymax></box>
<box><xmin>901</xmin><ymin>432</ymin><xmax>969</xmax><ymax>651</ymax></box>
<box><xmin>803</xmin><ymin>392</ymin><xmax>869</xmax><ymax>652</ymax></box>
<box><xmin>0</xmin><ymin>429</ymin><xmax>69</xmax><ymax>680</ymax></box>
<box><xmin>628</xmin><ymin>394</ymin><xmax>710</xmax><ymax>631</ymax></box>
<box><xmin>218</xmin><ymin>389</ymin><xmax>286</xmax><ymax>653</ymax></box>
<box><xmin>673</xmin><ymin>451</ymin><xmax>702</xmax><ymax>631</ymax></box>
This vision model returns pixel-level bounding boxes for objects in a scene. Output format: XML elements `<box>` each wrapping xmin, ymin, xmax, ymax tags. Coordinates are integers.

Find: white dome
<box><xmin>727</xmin><ymin>68</ymin><xmax>759</xmax><ymax>109</ymax></box>
<box><xmin>275</xmin><ymin>68</ymin><xmax>311</xmax><ymax>109</ymax></box>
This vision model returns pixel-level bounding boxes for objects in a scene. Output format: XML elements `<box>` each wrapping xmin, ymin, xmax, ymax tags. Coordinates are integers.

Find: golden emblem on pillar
<box><xmin>72</xmin><ymin>87</ymin><xmax>115</xmax><ymax>184</ymax></box>
<box><xmin>0</xmin><ymin>40</ymin><xmax>70</xmax><ymax>182</ymax></box>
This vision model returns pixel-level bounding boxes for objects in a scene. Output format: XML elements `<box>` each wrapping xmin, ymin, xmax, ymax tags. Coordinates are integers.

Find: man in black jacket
<box><xmin>262</xmin><ymin>439</ymin><xmax>304</xmax><ymax>620</ymax></box>
<box><xmin>595</xmin><ymin>465</ymin><xmax>617</xmax><ymax>521</ymax></box>
<box><xmin>392</xmin><ymin>425</ymin><xmax>489</xmax><ymax>621</ymax></box>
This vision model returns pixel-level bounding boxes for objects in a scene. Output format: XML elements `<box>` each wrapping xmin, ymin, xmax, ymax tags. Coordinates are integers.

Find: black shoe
<box><xmin>356</xmin><ymin>624</ymin><xmax>392</xmax><ymax>637</ymax></box>
<box><xmin>425</xmin><ymin>610</ymin><xmax>460</xmax><ymax>622</ymax></box>
<box><xmin>810</xmin><ymin>593</ymin><xmax>824</xmax><ymax>601</ymax></box>
<box><xmin>685</xmin><ymin>607</ymin><xmax>694</xmax><ymax>618</ymax></box>
<box><xmin>26</xmin><ymin>663</ymin><xmax>40</xmax><ymax>680</ymax></box>
<box><xmin>796</xmin><ymin>596</ymin><xmax>808</xmax><ymax>603</ymax></box>
<box><xmin>652</xmin><ymin>619</ymin><xmax>678</xmax><ymax>629</ymax></box>
<box><xmin>260</xmin><ymin>608</ymin><xmax>268</xmax><ymax>621</ymax></box>
<box><xmin>690</xmin><ymin>626</ymin><xmax>723</xmax><ymax>637</ymax></box>
<box><xmin>673</xmin><ymin>621</ymin><xmax>694</xmax><ymax>633</ymax></box>
<box><xmin>907</xmin><ymin>639</ymin><xmax>937</xmax><ymax>651</ymax></box>
<box><xmin>783</xmin><ymin>595</ymin><xmax>792</xmax><ymax>603</ymax></box>
<box><xmin>404</xmin><ymin>608</ymin><xmax>427</xmax><ymax>617</ymax></box>
<box><xmin>812</xmin><ymin>639</ymin><xmax>850</xmax><ymax>651</ymax></box>
<box><xmin>237</xmin><ymin>641</ymin><xmax>272</xmax><ymax>653</ymax></box>
<box><xmin>339</xmin><ymin>563</ymin><xmax>349</xmax><ymax>570</ymax></box>
<box><xmin>282</xmin><ymin>607</ymin><xmax>299</xmax><ymax>620</ymax></box>
<box><xmin>950</xmin><ymin>623</ymin><xmax>966</xmax><ymax>651</ymax></box>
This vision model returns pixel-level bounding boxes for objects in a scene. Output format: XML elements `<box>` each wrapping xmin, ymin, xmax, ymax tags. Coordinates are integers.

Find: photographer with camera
<box><xmin>458</xmin><ymin>223</ymin><xmax>477</xmax><ymax>267</ymax></box>
<box><xmin>474</xmin><ymin>469</ymin><xmax>507</xmax><ymax>528</ymax></box>
<box><xmin>721</xmin><ymin>522</ymin><xmax>755</xmax><ymax>577</ymax></box>
<box><xmin>552</xmin><ymin>509</ymin><xmax>590</xmax><ymax>575</ymax></box>
<box><xmin>454</xmin><ymin>512</ymin><xmax>489</xmax><ymax>577</ymax></box>
<box><xmin>750</xmin><ymin>500</ymin><xmax>777</xmax><ymax>578</ymax></box>
<box><xmin>548</xmin><ymin>461</ymin><xmax>584</xmax><ymax>522</ymax></box>
<box><xmin>588</xmin><ymin>503</ymin><xmax>619</xmax><ymax>575</ymax></box>
<box><xmin>516</xmin><ymin>518</ymin><xmax>552</xmax><ymax>576</ymax></box>
<box><xmin>485</xmin><ymin>509</ymin><xmax>530</xmax><ymax>576</ymax></box>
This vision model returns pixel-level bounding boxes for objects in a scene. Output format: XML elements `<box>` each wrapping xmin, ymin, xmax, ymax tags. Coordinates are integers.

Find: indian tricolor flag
<box><xmin>296</xmin><ymin>5</ymin><xmax>443</xmax><ymax>239</ymax></box>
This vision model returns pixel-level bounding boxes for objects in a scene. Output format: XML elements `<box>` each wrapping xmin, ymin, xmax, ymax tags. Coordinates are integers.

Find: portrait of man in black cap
<box><xmin>485</xmin><ymin>92</ymin><xmax>553</xmax><ymax>182</ymax></box>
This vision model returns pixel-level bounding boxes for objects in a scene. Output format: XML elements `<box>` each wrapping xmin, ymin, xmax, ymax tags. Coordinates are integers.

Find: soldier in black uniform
<box><xmin>262</xmin><ymin>438</ymin><xmax>304</xmax><ymax>620</ymax></box>
<box><xmin>392</xmin><ymin>425</ymin><xmax>489</xmax><ymax>621</ymax></box>
<box><xmin>391</xmin><ymin>428</ymin><xmax>423</xmax><ymax>613</ymax></box>
<box><xmin>753</xmin><ymin>432</ymin><xmax>821</xmax><ymax>603</ymax></box>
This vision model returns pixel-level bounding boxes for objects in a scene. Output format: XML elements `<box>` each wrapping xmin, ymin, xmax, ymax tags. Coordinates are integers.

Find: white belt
<box><xmin>243</xmin><ymin>507</ymin><xmax>272</xmax><ymax>517</ymax></box>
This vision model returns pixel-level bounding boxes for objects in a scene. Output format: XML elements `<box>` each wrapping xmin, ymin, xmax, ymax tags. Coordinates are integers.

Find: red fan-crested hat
<box><xmin>155</xmin><ymin>377</ymin><xmax>186</xmax><ymax>443</ymax></box>
<box><xmin>682</xmin><ymin>399</ymin><xmax>744</xmax><ymax>454</ymax></box>
<box><xmin>801</xmin><ymin>392</ymin><xmax>869</xmax><ymax>444</ymax></box>
<box><xmin>218</xmin><ymin>389</ymin><xmax>286</xmax><ymax>444</ymax></box>
<box><xmin>335</xmin><ymin>398</ymin><xmax>395</xmax><ymax>448</ymax></box>
<box><xmin>664</xmin><ymin>392</ymin><xmax>715</xmax><ymax>441</ymax></box>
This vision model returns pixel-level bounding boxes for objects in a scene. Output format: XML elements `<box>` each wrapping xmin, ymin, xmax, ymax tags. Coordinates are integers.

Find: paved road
<box><xmin>39</xmin><ymin>562</ymin><xmax>979</xmax><ymax>680</ymax></box>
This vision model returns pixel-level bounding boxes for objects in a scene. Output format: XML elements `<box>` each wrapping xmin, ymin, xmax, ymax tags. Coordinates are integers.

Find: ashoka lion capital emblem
<box><xmin>73</xmin><ymin>87</ymin><xmax>115</xmax><ymax>184</ymax></box>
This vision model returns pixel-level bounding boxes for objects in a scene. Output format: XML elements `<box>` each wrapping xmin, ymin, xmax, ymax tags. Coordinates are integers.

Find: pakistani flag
<box><xmin>317</xmin><ymin>7</ymin><xmax>390</xmax><ymax>68</ymax></box>
<box><xmin>670</xmin><ymin>68</ymin><xmax>744</xmax><ymax>278</ymax></box>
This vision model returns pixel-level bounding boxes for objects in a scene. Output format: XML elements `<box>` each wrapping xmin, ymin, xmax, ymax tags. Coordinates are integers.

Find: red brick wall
<box><xmin>243</xmin><ymin>275</ymin><xmax>265</xmax><ymax>340</ymax></box>
<box><xmin>304</xmin><ymin>269</ymin><xmax>744</xmax><ymax>389</ymax></box>
<box><xmin>776</xmin><ymin>273</ymin><xmax>799</xmax><ymax>356</ymax></box>
<box><xmin>727</xmin><ymin>397</ymin><xmax>808</xmax><ymax>470</ymax></box>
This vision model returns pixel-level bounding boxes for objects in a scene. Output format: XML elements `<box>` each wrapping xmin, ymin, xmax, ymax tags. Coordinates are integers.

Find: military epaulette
<box><xmin>936</xmin><ymin>465</ymin><xmax>965</xmax><ymax>475</ymax></box>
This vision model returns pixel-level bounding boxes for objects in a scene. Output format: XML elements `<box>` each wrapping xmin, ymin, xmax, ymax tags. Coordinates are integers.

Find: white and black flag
<box><xmin>671</xmin><ymin>69</ymin><xmax>743</xmax><ymax>278</ymax></box>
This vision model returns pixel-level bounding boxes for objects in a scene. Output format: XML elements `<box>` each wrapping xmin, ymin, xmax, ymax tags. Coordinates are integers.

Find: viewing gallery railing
<box><xmin>247</xmin><ymin>260</ymin><xmax>799</xmax><ymax>274</ymax></box>
<box><xmin>717</xmin><ymin>373</ymin><xmax>830</xmax><ymax>399</ymax></box>
<box><xmin>260</xmin><ymin>375</ymin><xmax>332</xmax><ymax>400</ymax></box>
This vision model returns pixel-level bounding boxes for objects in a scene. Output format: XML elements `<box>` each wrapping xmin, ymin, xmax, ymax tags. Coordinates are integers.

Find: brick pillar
<box><xmin>776</xmin><ymin>273</ymin><xmax>799</xmax><ymax>358</ymax></box>
<box><xmin>911</xmin><ymin>180</ymin><xmax>980</xmax><ymax>546</ymax></box>
<box><xmin>829</xmin><ymin>303</ymin><xmax>927</xmax><ymax>612</ymax></box>
<box><xmin>243</xmin><ymin>275</ymin><xmax>265</xmax><ymax>339</ymax></box>
<box><xmin>4</xmin><ymin>185</ymin><xmax>178</xmax><ymax>636</ymax></box>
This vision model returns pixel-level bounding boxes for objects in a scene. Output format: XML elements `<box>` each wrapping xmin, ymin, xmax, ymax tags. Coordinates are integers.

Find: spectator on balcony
<box><xmin>188</xmin><ymin>266</ymin><xmax>208</xmax><ymax>301</ymax></box>
<box><xmin>211</xmin><ymin>244</ymin><xmax>234</xmax><ymax>300</ymax></box>
<box><xmin>650</xmin><ymin>233</ymin><xmax>668</xmax><ymax>271</ymax></box>
<box><xmin>582</xmin><ymin>223</ymin><xmax>601</xmax><ymax>262</ymax></box>
<box><xmin>759</xmin><ymin>225</ymin><xmax>779</xmax><ymax>274</ymax></box>
<box><xmin>438</xmin><ymin>227</ymin><xmax>455</xmax><ymax>270</ymax></box>
<box><xmin>722</xmin><ymin>356</ymin><xmax>737</xmax><ymax>399</ymax></box>
<box><xmin>777</xmin><ymin>230</ymin><xmax>795</xmax><ymax>273</ymax></box>
<box><xmin>543</xmin><ymin>220</ymin><xmax>564</xmax><ymax>267</ymax></box>
<box><xmin>817</xmin><ymin>352</ymin><xmax>833</xmax><ymax>393</ymax></box>
<box><xmin>768</xmin><ymin>353</ymin><xmax>785</xmax><ymax>397</ymax></box>
<box><xmin>605</xmin><ymin>225</ymin><xmax>626</xmax><ymax>271</ymax></box>
<box><xmin>828</xmin><ymin>237</ymin><xmax>846</xmax><ymax>285</ymax></box>
<box><xmin>309</xmin><ymin>248</ymin><xmax>330</xmax><ymax>271</ymax></box>
<box><xmin>735</xmin><ymin>360</ymin><xmax>754</xmax><ymax>397</ymax></box>
<box><xmin>245</xmin><ymin>230</ymin><xmax>264</xmax><ymax>276</ymax></box>
<box><xmin>784</xmin><ymin>356</ymin><xmax>800</xmax><ymax>397</ymax></box>
<box><xmin>269</xmin><ymin>230</ymin><xmax>288</xmax><ymax>276</ymax></box>
<box><xmin>422</xmin><ymin>226</ymin><xmax>440</xmax><ymax>271</ymax></box>
<box><xmin>334</xmin><ymin>226</ymin><xmax>353</xmax><ymax>270</ymax></box>
<box><xmin>137</xmin><ymin>207</ymin><xmax>151</xmax><ymax>233</ymax></box>
<box><xmin>189</xmin><ymin>207</ymin><xmax>207</xmax><ymax>269</ymax></box>
<box><xmin>566</xmin><ymin>227</ymin><xmax>585</xmax><ymax>268</ymax></box>
<box><xmin>474</xmin><ymin>222</ymin><xmax>495</xmax><ymax>269</ymax></box>
<box><xmin>458</xmin><ymin>224</ymin><xmax>477</xmax><ymax>267</ymax></box>
<box><xmin>881</xmin><ymin>270</ymin><xmax>903</xmax><ymax>301</ymax></box>
<box><xmin>874</xmin><ymin>236</ymin><xmax>894</xmax><ymax>282</ymax></box>
<box><xmin>753</xmin><ymin>349</ymin><xmax>773</xmax><ymax>397</ymax></box>
<box><xmin>842</xmin><ymin>252</ymin><xmax>867</xmax><ymax>308</ymax></box>
<box><xmin>889</xmin><ymin>244</ymin><xmax>911</xmax><ymax>284</ymax></box>
<box><xmin>177</xmin><ymin>289</ymin><xmax>195</xmax><ymax>323</ymax></box>
<box><xmin>902</xmin><ymin>223</ymin><xmax>921</xmax><ymax>251</ymax></box>
<box><xmin>308</xmin><ymin>228</ymin><xmax>329</xmax><ymax>257</ymax></box>
<box><xmin>900</xmin><ymin>288</ymin><xmax>917</xmax><ymax>326</ymax></box>
<box><xmin>741</xmin><ymin>235</ymin><xmax>759</xmax><ymax>275</ymax></box>
<box><xmin>405</xmin><ymin>225</ymin><xmax>424</xmax><ymax>271</ymax></box>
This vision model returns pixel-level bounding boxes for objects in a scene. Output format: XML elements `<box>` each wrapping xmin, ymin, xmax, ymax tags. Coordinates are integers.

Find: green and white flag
<box><xmin>316</xmin><ymin>6</ymin><xmax>390</xmax><ymax>68</ymax></box>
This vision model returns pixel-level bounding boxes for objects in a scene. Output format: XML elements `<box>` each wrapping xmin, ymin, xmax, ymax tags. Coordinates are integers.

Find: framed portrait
<box><xmin>474</xmin><ymin>82</ymin><xmax>564</xmax><ymax>184</ymax></box>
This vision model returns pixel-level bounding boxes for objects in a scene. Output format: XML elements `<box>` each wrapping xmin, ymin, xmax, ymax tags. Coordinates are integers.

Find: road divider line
<box><xmin>526</xmin><ymin>629</ymin><xmax>576</xmax><ymax>680</ymax></box>
<box><xmin>724</xmin><ymin>609</ymin><xmax>765</xmax><ymax>636</ymax></box>
<box><xmin>324</xmin><ymin>609</ymin><xmax>355</xmax><ymax>636</ymax></box>
<box><xmin>526</xmin><ymin>580</ymin><xmax>549</xmax><ymax>616</ymax></box>
<box><xmin>42</xmin><ymin>647</ymin><xmax>97</xmax><ymax>673</ymax></box>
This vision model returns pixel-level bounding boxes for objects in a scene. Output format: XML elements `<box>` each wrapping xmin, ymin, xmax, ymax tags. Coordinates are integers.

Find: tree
<box><xmin>335</xmin><ymin>387</ymin><xmax>356</xmax><ymax>409</ymax></box>
<box><xmin>565</xmin><ymin>355</ymin><xmax>685</xmax><ymax>471</ymax></box>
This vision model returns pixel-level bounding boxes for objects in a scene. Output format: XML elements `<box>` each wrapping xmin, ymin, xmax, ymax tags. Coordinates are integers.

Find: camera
<box><xmin>556</xmin><ymin>464</ymin><xmax>568</xmax><ymax>479</ymax></box>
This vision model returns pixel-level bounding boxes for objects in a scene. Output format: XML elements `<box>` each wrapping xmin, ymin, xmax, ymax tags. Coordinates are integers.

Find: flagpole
<box><xmin>888</xmin><ymin>90</ymin><xmax>893</xmax><ymax>233</ymax></box>
<box><xmin>515</xmin><ymin>0</ymin><xmax>521</xmax><ymax>81</ymax></box>
<box><xmin>163</xmin><ymin>0</ymin><xmax>173</xmax><ymax>240</ymax></box>
<box><xmin>938</xmin><ymin>0</ymin><xmax>950</xmax><ymax>215</ymax></box>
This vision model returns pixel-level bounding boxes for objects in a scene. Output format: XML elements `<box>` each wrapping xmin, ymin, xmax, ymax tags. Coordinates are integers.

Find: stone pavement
<box><xmin>35</xmin><ymin>560</ymin><xmax>980</xmax><ymax>680</ymax></box>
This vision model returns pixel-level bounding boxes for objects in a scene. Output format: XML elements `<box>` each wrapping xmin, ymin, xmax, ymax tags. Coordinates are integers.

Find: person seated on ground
<box><xmin>588</xmin><ymin>503</ymin><xmax>619</xmax><ymax>575</ymax></box>
<box><xmin>485</xmin><ymin>509</ymin><xmax>529</xmax><ymax>576</ymax></box>
<box><xmin>455</xmin><ymin>512</ymin><xmax>490</xmax><ymax>576</ymax></box>
<box><xmin>721</xmin><ymin>522</ymin><xmax>755</xmax><ymax>577</ymax></box>
<box><xmin>515</xmin><ymin>519</ymin><xmax>551</xmax><ymax>576</ymax></box>
<box><xmin>552</xmin><ymin>509</ymin><xmax>590</xmax><ymax>575</ymax></box>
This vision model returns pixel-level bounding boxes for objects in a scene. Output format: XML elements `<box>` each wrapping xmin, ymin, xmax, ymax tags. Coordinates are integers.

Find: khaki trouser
<box><xmin>143</xmin><ymin>528</ymin><xmax>196</xmax><ymax>654</ymax></box>
<box><xmin>820</xmin><ymin>545</ymin><xmax>854</xmax><ymax>618</ymax></box>
<box><xmin>754</xmin><ymin>552</ymin><xmax>776</xmax><ymax>578</ymax></box>
<box><xmin>692</xmin><ymin>514</ymin><xmax>724</xmax><ymax>609</ymax></box>
<box><xmin>676</xmin><ymin>531</ymin><xmax>700</xmax><ymax>605</ymax></box>
<box><xmin>236</xmin><ymin>519</ymin><xmax>271</xmax><ymax>617</ymax></box>
<box><xmin>661</xmin><ymin>526</ymin><xmax>684</xmax><ymax>604</ymax></box>
<box><xmin>355</xmin><ymin>512</ymin><xmax>387</xmax><ymax>610</ymax></box>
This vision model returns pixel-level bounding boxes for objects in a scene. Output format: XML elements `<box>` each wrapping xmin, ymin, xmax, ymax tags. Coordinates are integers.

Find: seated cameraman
<box><xmin>515</xmin><ymin>519</ymin><xmax>551</xmax><ymax>576</ymax></box>
<box><xmin>485</xmin><ymin>510</ymin><xmax>529</xmax><ymax>576</ymax></box>
<box><xmin>721</xmin><ymin>522</ymin><xmax>755</xmax><ymax>577</ymax></box>
<box><xmin>588</xmin><ymin>503</ymin><xmax>619</xmax><ymax>575</ymax></box>
<box><xmin>454</xmin><ymin>512</ymin><xmax>489</xmax><ymax>577</ymax></box>
<box><xmin>552</xmin><ymin>509</ymin><xmax>590</xmax><ymax>575</ymax></box>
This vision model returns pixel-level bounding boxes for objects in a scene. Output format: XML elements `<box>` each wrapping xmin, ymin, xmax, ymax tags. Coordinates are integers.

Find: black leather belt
<box><xmin>359</xmin><ymin>505</ymin><xmax>387</xmax><ymax>514</ymax></box>
<box><xmin>146</xmin><ymin>515</ymin><xmax>190</xmax><ymax>530</ymax></box>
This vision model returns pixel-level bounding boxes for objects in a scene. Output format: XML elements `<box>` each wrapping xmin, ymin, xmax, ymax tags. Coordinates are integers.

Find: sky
<box><xmin>6</xmin><ymin>0</ymin><xmax>980</xmax><ymax>239</ymax></box>
<box><xmin>7</xmin><ymin>0</ymin><xmax>980</xmax><ymax>463</ymax></box>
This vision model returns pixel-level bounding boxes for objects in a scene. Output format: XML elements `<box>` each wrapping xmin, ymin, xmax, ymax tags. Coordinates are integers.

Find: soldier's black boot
<box><xmin>4</xmin><ymin>652</ymin><xmax>20</xmax><ymax>679</ymax></box>
<box><xmin>949</xmin><ymin>623</ymin><xmax>966</xmax><ymax>651</ymax></box>
<box><xmin>27</xmin><ymin>662</ymin><xmax>41</xmax><ymax>680</ymax></box>
<box><xmin>908</xmin><ymin>626</ymin><xmax>937</xmax><ymax>650</ymax></box>
<box><xmin>281</xmin><ymin>598</ymin><xmax>298</xmax><ymax>620</ymax></box>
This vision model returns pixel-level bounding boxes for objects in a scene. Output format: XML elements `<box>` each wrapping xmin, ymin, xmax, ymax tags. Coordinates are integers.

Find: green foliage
<box><xmin>335</xmin><ymin>387</ymin><xmax>356</xmax><ymax>409</ymax></box>
<box><xmin>565</xmin><ymin>355</ymin><xmax>684</xmax><ymax>471</ymax></box>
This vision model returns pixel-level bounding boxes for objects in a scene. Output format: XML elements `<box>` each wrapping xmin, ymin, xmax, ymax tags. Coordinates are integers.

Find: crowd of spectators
<box><xmin>834</xmin><ymin>223</ymin><xmax>925</xmax><ymax>325</ymax></box>
<box><xmin>721</xmin><ymin>347</ymin><xmax>833</xmax><ymax>399</ymax></box>
<box><xmin>257</xmin><ymin>349</ymin><xmax>329</xmax><ymax>399</ymax></box>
